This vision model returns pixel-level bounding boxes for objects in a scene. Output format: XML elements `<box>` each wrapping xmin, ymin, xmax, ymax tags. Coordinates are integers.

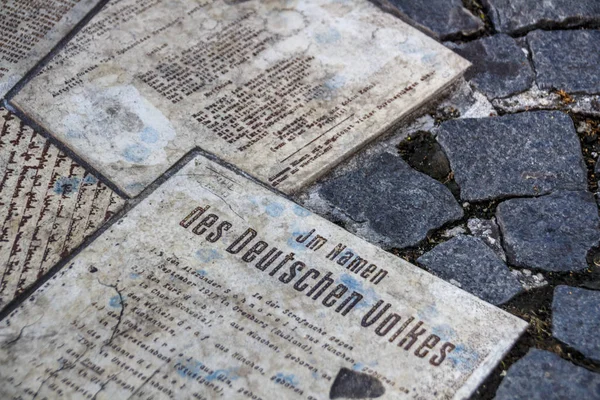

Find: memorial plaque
<box><xmin>13</xmin><ymin>0</ymin><xmax>470</xmax><ymax>197</ymax></box>
<box><xmin>0</xmin><ymin>0</ymin><xmax>101</xmax><ymax>98</ymax></box>
<box><xmin>0</xmin><ymin>154</ymin><xmax>526</xmax><ymax>399</ymax></box>
<box><xmin>0</xmin><ymin>107</ymin><xmax>124</xmax><ymax>310</ymax></box>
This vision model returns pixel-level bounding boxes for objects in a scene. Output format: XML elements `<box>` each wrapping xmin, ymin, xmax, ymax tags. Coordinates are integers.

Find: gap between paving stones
<box><xmin>393</xmin><ymin>106</ymin><xmax>600</xmax><ymax>397</ymax></box>
<box><xmin>0</xmin><ymin>145</ymin><xmax>297</xmax><ymax>322</ymax></box>
<box><xmin>1</xmin><ymin>0</ymin><xmax>112</xmax><ymax>102</ymax></box>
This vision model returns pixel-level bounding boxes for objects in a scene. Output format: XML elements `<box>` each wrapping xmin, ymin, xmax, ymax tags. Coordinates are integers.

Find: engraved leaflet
<box><xmin>0</xmin><ymin>108</ymin><xmax>124</xmax><ymax>310</ymax></box>
<box><xmin>0</xmin><ymin>155</ymin><xmax>526</xmax><ymax>399</ymax></box>
<box><xmin>14</xmin><ymin>0</ymin><xmax>470</xmax><ymax>196</ymax></box>
<box><xmin>0</xmin><ymin>0</ymin><xmax>101</xmax><ymax>97</ymax></box>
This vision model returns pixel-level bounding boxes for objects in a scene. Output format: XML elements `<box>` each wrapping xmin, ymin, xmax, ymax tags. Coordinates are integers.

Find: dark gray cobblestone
<box><xmin>319</xmin><ymin>152</ymin><xmax>463</xmax><ymax>249</ymax></box>
<box><xmin>482</xmin><ymin>0</ymin><xmax>600</xmax><ymax>34</ymax></box>
<box><xmin>436</xmin><ymin>111</ymin><xmax>587</xmax><ymax>201</ymax></box>
<box><xmin>446</xmin><ymin>34</ymin><xmax>534</xmax><ymax>99</ymax></box>
<box><xmin>497</xmin><ymin>191</ymin><xmax>600</xmax><ymax>272</ymax></box>
<box><xmin>417</xmin><ymin>234</ymin><xmax>522</xmax><ymax>305</ymax></box>
<box><xmin>553</xmin><ymin>286</ymin><xmax>600</xmax><ymax>362</ymax></box>
<box><xmin>528</xmin><ymin>30</ymin><xmax>600</xmax><ymax>95</ymax></box>
<box><xmin>495</xmin><ymin>349</ymin><xmax>600</xmax><ymax>400</ymax></box>
<box><xmin>371</xmin><ymin>0</ymin><xmax>484</xmax><ymax>40</ymax></box>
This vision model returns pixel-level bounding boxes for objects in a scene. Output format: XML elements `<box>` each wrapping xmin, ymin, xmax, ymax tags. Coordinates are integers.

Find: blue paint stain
<box><xmin>265</xmin><ymin>202</ymin><xmax>285</xmax><ymax>217</ymax></box>
<box><xmin>129</xmin><ymin>273</ymin><xmax>140</xmax><ymax>279</ymax></box>
<box><xmin>126</xmin><ymin>182</ymin><xmax>147</xmax><ymax>194</ymax></box>
<box><xmin>176</xmin><ymin>358</ymin><xmax>203</xmax><ymax>378</ymax></box>
<box><xmin>325</xmin><ymin>75</ymin><xmax>346</xmax><ymax>90</ymax></box>
<box><xmin>83</xmin><ymin>175</ymin><xmax>98</xmax><ymax>185</ymax></box>
<box><xmin>66</xmin><ymin>129</ymin><xmax>83</xmax><ymax>138</ymax></box>
<box><xmin>421</xmin><ymin>53</ymin><xmax>437</xmax><ymax>64</ymax></box>
<box><xmin>340</xmin><ymin>274</ymin><xmax>379</xmax><ymax>309</ymax></box>
<box><xmin>431</xmin><ymin>324</ymin><xmax>457</xmax><ymax>341</ymax></box>
<box><xmin>275</xmin><ymin>373</ymin><xmax>299</xmax><ymax>386</ymax></box>
<box><xmin>109</xmin><ymin>295</ymin><xmax>123</xmax><ymax>308</ymax></box>
<box><xmin>53</xmin><ymin>176</ymin><xmax>81</xmax><ymax>196</ymax></box>
<box><xmin>315</xmin><ymin>28</ymin><xmax>341</xmax><ymax>44</ymax></box>
<box><xmin>292</xmin><ymin>205</ymin><xmax>311</xmax><ymax>217</ymax></box>
<box><xmin>206</xmin><ymin>368</ymin><xmax>239</xmax><ymax>382</ymax></box>
<box><xmin>123</xmin><ymin>144</ymin><xmax>150</xmax><ymax>163</ymax></box>
<box><xmin>418</xmin><ymin>304</ymin><xmax>440</xmax><ymax>321</ymax></box>
<box><xmin>195</xmin><ymin>249</ymin><xmax>222</xmax><ymax>263</ymax></box>
<box><xmin>448</xmin><ymin>345</ymin><xmax>481</xmax><ymax>372</ymax></box>
<box><xmin>196</xmin><ymin>269</ymin><xmax>207</xmax><ymax>276</ymax></box>
<box><xmin>140</xmin><ymin>126</ymin><xmax>159</xmax><ymax>143</ymax></box>
<box><xmin>352</xmin><ymin>363</ymin><xmax>365</xmax><ymax>371</ymax></box>
<box><xmin>287</xmin><ymin>231</ymin><xmax>311</xmax><ymax>250</ymax></box>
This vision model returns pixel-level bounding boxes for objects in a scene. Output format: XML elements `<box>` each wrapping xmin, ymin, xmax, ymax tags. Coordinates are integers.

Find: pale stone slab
<box><xmin>0</xmin><ymin>0</ymin><xmax>101</xmax><ymax>98</ymax></box>
<box><xmin>0</xmin><ymin>107</ymin><xmax>124</xmax><ymax>310</ymax></box>
<box><xmin>13</xmin><ymin>0</ymin><xmax>470</xmax><ymax>197</ymax></box>
<box><xmin>0</xmin><ymin>154</ymin><xmax>526</xmax><ymax>399</ymax></box>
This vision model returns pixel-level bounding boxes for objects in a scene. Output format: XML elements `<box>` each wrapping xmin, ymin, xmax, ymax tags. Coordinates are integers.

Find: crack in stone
<box><xmin>97</xmin><ymin>278</ymin><xmax>125</xmax><ymax>353</ymax></box>
<box><xmin>2</xmin><ymin>314</ymin><xmax>44</xmax><ymax>348</ymax></box>
<box><xmin>32</xmin><ymin>347</ymin><xmax>88</xmax><ymax>399</ymax></box>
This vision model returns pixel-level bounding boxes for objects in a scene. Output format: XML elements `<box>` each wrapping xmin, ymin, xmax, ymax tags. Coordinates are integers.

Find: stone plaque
<box><xmin>13</xmin><ymin>0</ymin><xmax>470</xmax><ymax>197</ymax></box>
<box><xmin>0</xmin><ymin>0</ymin><xmax>101</xmax><ymax>97</ymax></box>
<box><xmin>0</xmin><ymin>154</ymin><xmax>526</xmax><ymax>399</ymax></box>
<box><xmin>0</xmin><ymin>107</ymin><xmax>124</xmax><ymax>310</ymax></box>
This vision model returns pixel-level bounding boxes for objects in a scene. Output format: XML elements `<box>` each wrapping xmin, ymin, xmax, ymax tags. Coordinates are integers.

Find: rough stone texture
<box><xmin>528</xmin><ymin>30</ymin><xmax>600</xmax><ymax>95</ymax></box>
<box><xmin>320</xmin><ymin>152</ymin><xmax>464</xmax><ymax>249</ymax></box>
<box><xmin>13</xmin><ymin>0</ymin><xmax>470</xmax><ymax>197</ymax></box>
<box><xmin>495</xmin><ymin>349</ymin><xmax>600</xmax><ymax>399</ymax></box>
<box><xmin>467</xmin><ymin>218</ymin><xmax>505</xmax><ymax>261</ymax></box>
<box><xmin>0</xmin><ymin>108</ymin><xmax>124</xmax><ymax>310</ymax></box>
<box><xmin>553</xmin><ymin>286</ymin><xmax>600</xmax><ymax>362</ymax></box>
<box><xmin>446</xmin><ymin>34</ymin><xmax>534</xmax><ymax>99</ymax></box>
<box><xmin>482</xmin><ymin>0</ymin><xmax>600</xmax><ymax>34</ymax></box>
<box><xmin>417</xmin><ymin>235</ymin><xmax>522</xmax><ymax>305</ymax></box>
<box><xmin>436</xmin><ymin>111</ymin><xmax>588</xmax><ymax>201</ymax></box>
<box><xmin>372</xmin><ymin>0</ymin><xmax>484</xmax><ymax>40</ymax></box>
<box><xmin>497</xmin><ymin>191</ymin><xmax>600</xmax><ymax>272</ymax></box>
<box><xmin>0</xmin><ymin>154</ymin><xmax>527</xmax><ymax>399</ymax></box>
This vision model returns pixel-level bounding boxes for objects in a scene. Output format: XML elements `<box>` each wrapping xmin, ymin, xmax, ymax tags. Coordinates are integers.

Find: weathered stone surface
<box><xmin>446</xmin><ymin>34</ymin><xmax>534</xmax><ymax>99</ymax></box>
<box><xmin>467</xmin><ymin>218</ymin><xmax>505</xmax><ymax>261</ymax></box>
<box><xmin>495</xmin><ymin>349</ymin><xmax>600</xmax><ymax>400</ymax></box>
<box><xmin>0</xmin><ymin>108</ymin><xmax>123</xmax><ymax>310</ymax></box>
<box><xmin>417</xmin><ymin>235</ymin><xmax>522</xmax><ymax>305</ymax></box>
<box><xmin>553</xmin><ymin>286</ymin><xmax>600</xmax><ymax>362</ymax></box>
<box><xmin>371</xmin><ymin>0</ymin><xmax>484</xmax><ymax>40</ymax></box>
<box><xmin>320</xmin><ymin>153</ymin><xmax>463</xmax><ymax>249</ymax></box>
<box><xmin>492</xmin><ymin>85</ymin><xmax>600</xmax><ymax>118</ymax></box>
<box><xmin>13</xmin><ymin>0</ymin><xmax>469</xmax><ymax>197</ymax></box>
<box><xmin>528</xmin><ymin>30</ymin><xmax>600</xmax><ymax>95</ymax></box>
<box><xmin>497</xmin><ymin>191</ymin><xmax>600</xmax><ymax>272</ymax></box>
<box><xmin>0</xmin><ymin>154</ymin><xmax>526</xmax><ymax>399</ymax></box>
<box><xmin>482</xmin><ymin>0</ymin><xmax>600</xmax><ymax>34</ymax></box>
<box><xmin>436</xmin><ymin>111</ymin><xmax>587</xmax><ymax>201</ymax></box>
<box><xmin>0</xmin><ymin>0</ymin><xmax>101</xmax><ymax>97</ymax></box>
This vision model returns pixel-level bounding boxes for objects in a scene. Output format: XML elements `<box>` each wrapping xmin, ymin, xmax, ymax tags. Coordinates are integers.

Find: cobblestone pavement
<box><xmin>299</xmin><ymin>1</ymin><xmax>600</xmax><ymax>398</ymax></box>
<box><xmin>2</xmin><ymin>0</ymin><xmax>600</xmax><ymax>399</ymax></box>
